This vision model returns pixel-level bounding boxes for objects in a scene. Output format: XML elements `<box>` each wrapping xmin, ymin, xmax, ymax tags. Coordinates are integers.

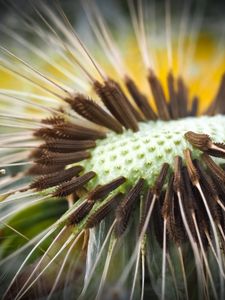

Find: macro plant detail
<box><xmin>0</xmin><ymin>1</ymin><xmax>225</xmax><ymax>300</ymax></box>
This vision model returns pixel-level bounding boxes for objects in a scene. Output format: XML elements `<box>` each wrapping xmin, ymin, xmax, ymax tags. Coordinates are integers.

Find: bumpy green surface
<box><xmin>79</xmin><ymin>115</ymin><xmax>225</xmax><ymax>190</ymax></box>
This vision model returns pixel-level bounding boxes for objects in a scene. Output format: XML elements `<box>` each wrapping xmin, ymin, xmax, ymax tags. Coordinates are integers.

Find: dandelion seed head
<box><xmin>0</xmin><ymin>1</ymin><xmax>225</xmax><ymax>299</ymax></box>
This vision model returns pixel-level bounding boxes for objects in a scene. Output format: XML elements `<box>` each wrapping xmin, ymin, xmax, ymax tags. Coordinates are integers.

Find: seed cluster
<box><xmin>1</xmin><ymin>2</ymin><xmax>225</xmax><ymax>299</ymax></box>
<box><xmin>26</xmin><ymin>70</ymin><xmax>225</xmax><ymax>247</ymax></box>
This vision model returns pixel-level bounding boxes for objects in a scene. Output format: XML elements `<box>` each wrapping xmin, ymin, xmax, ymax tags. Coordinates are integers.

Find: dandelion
<box><xmin>0</xmin><ymin>1</ymin><xmax>225</xmax><ymax>299</ymax></box>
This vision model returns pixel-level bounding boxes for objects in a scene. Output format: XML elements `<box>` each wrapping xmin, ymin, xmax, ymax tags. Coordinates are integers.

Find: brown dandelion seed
<box><xmin>86</xmin><ymin>193</ymin><xmax>124</xmax><ymax>229</ymax></box>
<box><xmin>53</xmin><ymin>171</ymin><xmax>96</xmax><ymax>198</ymax></box>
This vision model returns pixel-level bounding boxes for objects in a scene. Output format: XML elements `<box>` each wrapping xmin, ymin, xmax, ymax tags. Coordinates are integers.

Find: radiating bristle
<box><xmin>183</xmin><ymin>149</ymin><xmax>200</xmax><ymax>185</ymax></box>
<box><xmin>195</xmin><ymin>160</ymin><xmax>218</xmax><ymax>199</ymax></box>
<box><xmin>194</xmin><ymin>160</ymin><xmax>221</xmax><ymax>224</ymax></box>
<box><xmin>87</xmin><ymin>176</ymin><xmax>126</xmax><ymax>200</ymax></box>
<box><xmin>139</xmin><ymin>188</ymin><xmax>153</xmax><ymax>234</ymax></box>
<box><xmin>162</xmin><ymin>173</ymin><xmax>174</xmax><ymax>220</ymax></box>
<box><xmin>125</xmin><ymin>76</ymin><xmax>157</xmax><ymax>121</ymax></box>
<box><xmin>119</xmin><ymin>178</ymin><xmax>145</xmax><ymax>210</ymax></box>
<box><xmin>35</xmin><ymin>122</ymin><xmax>106</xmax><ymax>141</ymax></box>
<box><xmin>153</xmin><ymin>163</ymin><xmax>170</xmax><ymax>197</ymax></box>
<box><xmin>153</xmin><ymin>192</ymin><xmax>165</xmax><ymax>246</ymax></box>
<box><xmin>41</xmin><ymin>115</ymin><xmax>65</xmax><ymax>125</ymax></box>
<box><xmin>94</xmin><ymin>80</ymin><xmax>139</xmax><ymax>131</ymax></box>
<box><xmin>34</xmin><ymin>127</ymin><xmax>61</xmax><ymax>140</ymax></box>
<box><xmin>167</xmin><ymin>72</ymin><xmax>200</xmax><ymax>119</ymax></box>
<box><xmin>193</xmin><ymin>191</ymin><xmax>209</xmax><ymax>247</ymax></box>
<box><xmin>54</xmin><ymin>123</ymin><xmax>106</xmax><ymax>140</ymax></box>
<box><xmin>26</xmin><ymin>163</ymin><xmax>64</xmax><ymax>175</ymax></box>
<box><xmin>182</xmin><ymin>167</ymin><xmax>197</xmax><ymax>211</ymax></box>
<box><xmin>181</xmin><ymin>168</ymin><xmax>198</xmax><ymax>242</ymax></box>
<box><xmin>169</xmin><ymin>157</ymin><xmax>186</xmax><ymax>244</ymax></box>
<box><xmin>40</xmin><ymin>138</ymin><xmax>96</xmax><ymax>153</ymax></box>
<box><xmin>201</xmin><ymin>153</ymin><xmax>225</xmax><ymax>183</ymax></box>
<box><xmin>114</xmin><ymin>178</ymin><xmax>145</xmax><ymax>237</ymax></box>
<box><xmin>148</xmin><ymin>70</ymin><xmax>170</xmax><ymax>121</ymax></box>
<box><xmin>112</xmin><ymin>79</ymin><xmax>144</xmax><ymax>122</ymax></box>
<box><xmin>85</xmin><ymin>193</ymin><xmax>123</xmax><ymax>228</ymax></box>
<box><xmin>167</xmin><ymin>193</ymin><xmax>186</xmax><ymax>245</ymax></box>
<box><xmin>30</xmin><ymin>166</ymin><xmax>83</xmax><ymax>190</ymax></box>
<box><xmin>66</xmin><ymin>94</ymin><xmax>123</xmax><ymax>133</ymax></box>
<box><xmin>173</xmin><ymin>156</ymin><xmax>183</xmax><ymax>192</ymax></box>
<box><xmin>189</xmin><ymin>96</ymin><xmax>199</xmax><ymax>116</ymax></box>
<box><xmin>53</xmin><ymin>171</ymin><xmax>96</xmax><ymax>197</ymax></box>
<box><xmin>177</xmin><ymin>77</ymin><xmax>188</xmax><ymax>118</ymax></box>
<box><xmin>67</xmin><ymin>200</ymin><xmax>95</xmax><ymax>225</ymax></box>
<box><xmin>167</xmin><ymin>72</ymin><xmax>179</xmax><ymax>119</ymax></box>
<box><xmin>35</xmin><ymin>150</ymin><xmax>91</xmax><ymax>165</ymax></box>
